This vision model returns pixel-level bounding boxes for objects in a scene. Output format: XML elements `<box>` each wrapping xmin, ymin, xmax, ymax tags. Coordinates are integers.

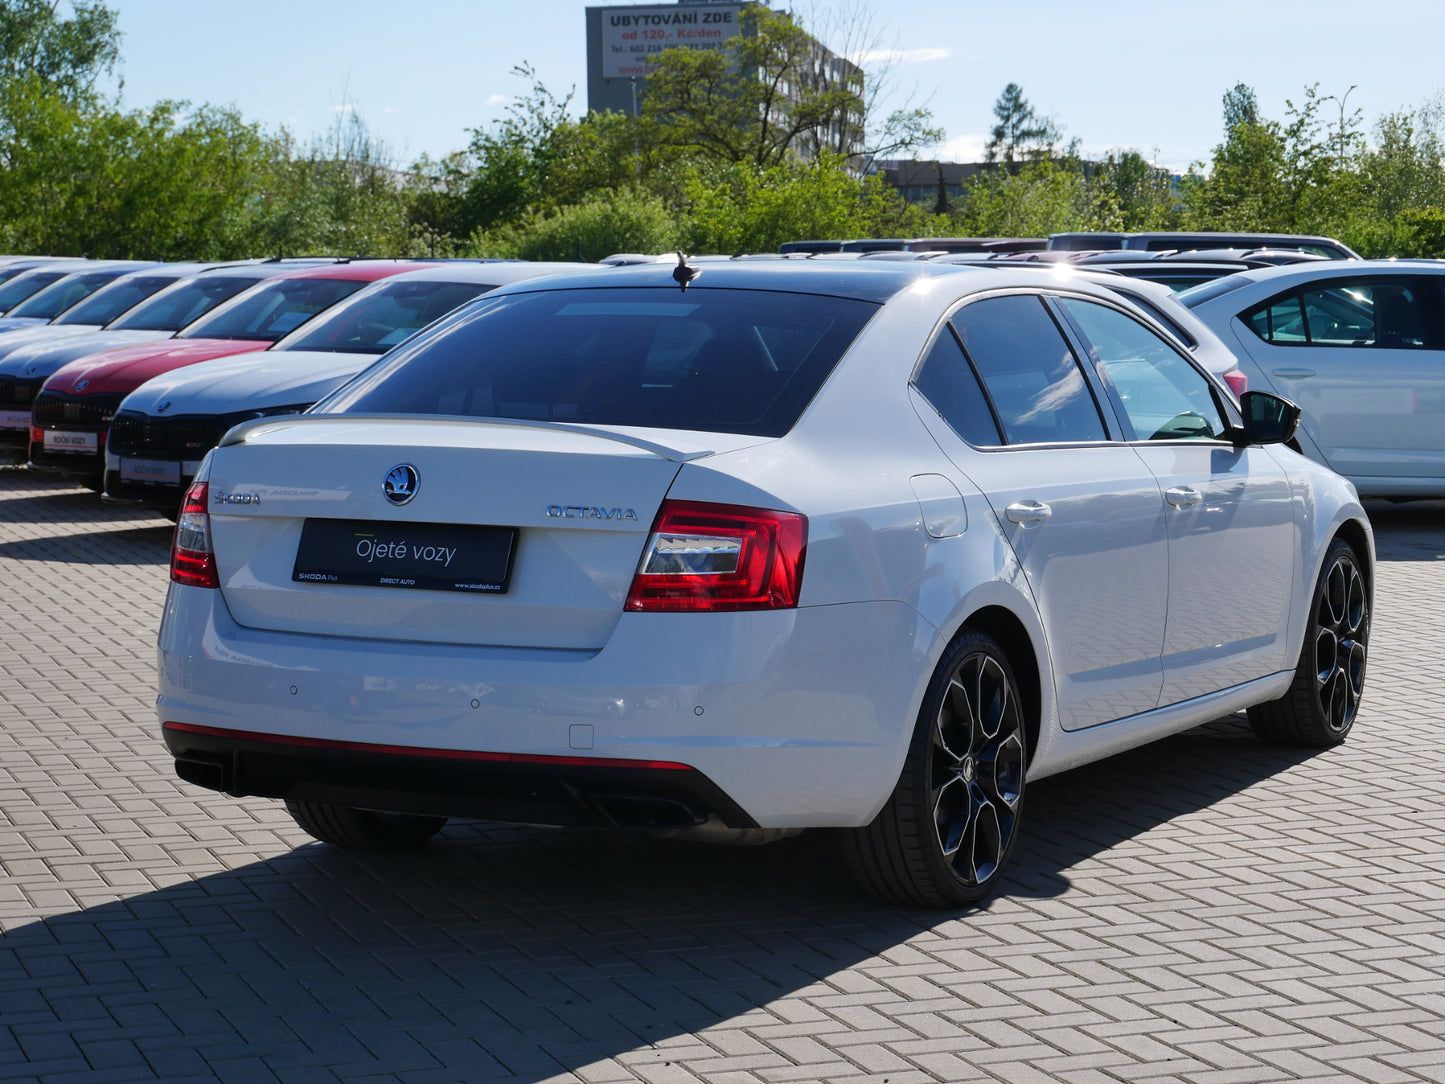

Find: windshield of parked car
<box><xmin>178</xmin><ymin>277</ymin><xmax>366</xmax><ymax>342</ymax></box>
<box><xmin>317</xmin><ymin>286</ymin><xmax>880</xmax><ymax>437</ymax></box>
<box><xmin>54</xmin><ymin>275</ymin><xmax>178</xmax><ymax>326</ymax></box>
<box><xmin>274</xmin><ymin>280</ymin><xmax>495</xmax><ymax>355</ymax></box>
<box><xmin>9</xmin><ymin>272</ymin><xmax>125</xmax><ymax>320</ymax></box>
<box><xmin>108</xmin><ymin>275</ymin><xmax>270</xmax><ymax>332</ymax></box>
<box><xmin>0</xmin><ymin>271</ymin><xmax>75</xmax><ymax>314</ymax></box>
<box><xmin>0</xmin><ymin>265</ymin><xmax>44</xmax><ymax>288</ymax></box>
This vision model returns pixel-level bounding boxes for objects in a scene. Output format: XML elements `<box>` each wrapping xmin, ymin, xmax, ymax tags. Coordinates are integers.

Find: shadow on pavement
<box><xmin>1364</xmin><ymin>499</ymin><xmax>1445</xmax><ymax>561</ymax></box>
<box><xmin>0</xmin><ymin>524</ymin><xmax>172</xmax><ymax>565</ymax></box>
<box><xmin>0</xmin><ymin>715</ymin><xmax>1317</xmax><ymax>1083</ymax></box>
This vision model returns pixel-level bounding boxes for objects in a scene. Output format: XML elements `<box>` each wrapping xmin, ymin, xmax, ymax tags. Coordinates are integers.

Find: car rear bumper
<box><xmin>162</xmin><ymin>720</ymin><xmax>759</xmax><ymax>828</ymax></box>
<box><xmin>157</xmin><ymin>584</ymin><xmax>937</xmax><ymax>828</ymax></box>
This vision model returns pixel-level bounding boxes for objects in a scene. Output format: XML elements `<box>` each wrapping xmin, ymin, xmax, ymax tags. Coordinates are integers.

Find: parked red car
<box><xmin>28</xmin><ymin>261</ymin><xmax>431</xmax><ymax>485</ymax></box>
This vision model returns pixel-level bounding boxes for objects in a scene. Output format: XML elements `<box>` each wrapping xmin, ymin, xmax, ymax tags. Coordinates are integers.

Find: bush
<box><xmin>466</xmin><ymin>188</ymin><xmax>681</xmax><ymax>262</ymax></box>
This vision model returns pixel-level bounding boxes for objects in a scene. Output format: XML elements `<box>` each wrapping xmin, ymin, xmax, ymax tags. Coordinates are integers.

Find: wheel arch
<box><xmin>953</xmin><ymin>604</ymin><xmax>1042</xmax><ymax>769</ymax></box>
<box><xmin>1332</xmin><ymin>516</ymin><xmax>1374</xmax><ymax>606</ymax></box>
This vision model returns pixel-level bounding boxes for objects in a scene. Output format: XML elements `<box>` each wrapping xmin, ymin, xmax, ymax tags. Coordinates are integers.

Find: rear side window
<box><xmin>179</xmin><ymin>278</ymin><xmax>365</xmax><ymax>342</ymax></box>
<box><xmin>1246</xmin><ymin>278</ymin><xmax>1434</xmax><ymax>348</ymax></box>
<box><xmin>912</xmin><ymin>327</ymin><xmax>1001</xmax><ymax>445</ymax></box>
<box><xmin>949</xmin><ymin>294</ymin><xmax>1108</xmax><ymax>444</ymax></box>
<box><xmin>318</xmin><ymin>287</ymin><xmax>879</xmax><ymax>438</ymax></box>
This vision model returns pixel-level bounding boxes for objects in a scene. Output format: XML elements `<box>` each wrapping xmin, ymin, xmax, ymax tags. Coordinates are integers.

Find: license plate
<box><xmin>119</xmin><ymin>457</ymin><xmax>181</xmax><ymax>484</ymax></box>
<box><xmin>292</xmin><ymin>519</ymin><xmax>517</xmax><ymax>593</ymax></box>
<box><xmin>0</xmin><ymin>410</ymin><xmax>28</xmax><ymax>429</ymax></box>
<box><xmin>43</xmin><ymin>430</ymin><xmax>97</xmax><ymax>453</ymax></box>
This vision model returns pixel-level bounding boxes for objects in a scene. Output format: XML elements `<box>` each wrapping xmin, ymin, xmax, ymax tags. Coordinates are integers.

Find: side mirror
<box><xmin>1234</xmin><ymin>390</ymin><xmax>1301</xmax><ymax>445</ymax></box>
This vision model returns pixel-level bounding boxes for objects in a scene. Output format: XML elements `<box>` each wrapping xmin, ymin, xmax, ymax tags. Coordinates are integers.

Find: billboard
<box><xmin>598</xmin><ymin>3</ymin><xmax>744</xmax><ymax>79</ymax></box>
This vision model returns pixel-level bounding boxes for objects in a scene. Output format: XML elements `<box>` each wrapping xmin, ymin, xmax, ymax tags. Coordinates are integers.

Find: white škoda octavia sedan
<box><xmin>158</xmin><ymin>260</ymin><xmax>1373</xmax><ymax>907</ymax></box>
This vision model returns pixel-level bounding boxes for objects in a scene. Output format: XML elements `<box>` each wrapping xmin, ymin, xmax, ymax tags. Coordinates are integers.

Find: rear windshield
<box><xmin>9</xmin><ymin>272</ymin><xmax>124</xmax><ymax>319</ymax></box>
<box><xmin>318</xmin><ymin>286</ymin><xmax>879</xmax><ymax>437</ymax></box>
<box><xmin>178</xmin><ymin>277</ymin><xmax>365</xmax><ymax>342</ymax></box>
<box><xmin>275</xmin><ymin>280</ymin><xmax>494</xmax><ymax>354</ymax></box>
<box><xmin>1177</xmin><ymin>275</ymin><xmax>1254</xmax><ymax>308</ymax></box>
<box><xmin>109</xmin><ymin>275</ymin><xmax>268</xmax><ymax>332</ymax></box>
<box><xmin>55</xmin><ymin>275</ymin><xmax>176</xmax><ymax>326</ymax></box>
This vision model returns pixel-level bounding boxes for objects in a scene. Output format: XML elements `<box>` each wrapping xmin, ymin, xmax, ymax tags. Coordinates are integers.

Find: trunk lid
<box><xmin>204</xmin><ymin>416</ymin><xmax>744</xmax><ymax>649</ymax></box>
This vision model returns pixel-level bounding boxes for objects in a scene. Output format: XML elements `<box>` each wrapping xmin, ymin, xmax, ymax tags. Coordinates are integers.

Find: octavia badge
<box><xmin>383</xmin><ymin>464</ymin><xmax>419</xmax><ymax>505</ymax></box>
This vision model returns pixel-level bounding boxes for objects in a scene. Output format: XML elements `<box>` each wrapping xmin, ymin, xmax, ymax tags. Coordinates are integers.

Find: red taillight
<box><xmin>625</xmin><ymin>500</ymin><xmax>807</xmax><ymax>612</ymax></box>
<box><xmin>170</xmin><ymin>481</ymin><xmax>219</xmax><ymax>588</ymax></box>
<box><xmin>1223</xmin><ymin>368</ymin><xmax>1248</xmax><ymax>400</ymax></box>
<box><xmin>29</xmin><ymin>426</ymin><xmax>41</xmax><ymax>444</ymax></box>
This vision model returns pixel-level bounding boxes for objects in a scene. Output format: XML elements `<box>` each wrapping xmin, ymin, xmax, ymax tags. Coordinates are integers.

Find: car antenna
<box><xmin>673</xmin><ymin>252</ymin><xmax>700</xmax><ymax>292</ymax></box>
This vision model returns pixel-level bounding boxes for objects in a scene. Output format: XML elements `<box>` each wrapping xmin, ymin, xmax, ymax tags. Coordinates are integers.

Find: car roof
<box><xmin>481</xmin><ymin>258</ymin><xmax>997</xmax><ymax>304</ymax></box>
<box><xmin>265</xmin><ymin>259</ymin><xmax>434</xmax><ymax>283</ymax></box>
<box><xmin>372</xmin><ymin>261</ymin><xmax>597</xmax><ymax>286</ymax></box>
<box><xmin>1184</xmin><ymin>257</ymin><xmax>1445</xmax><ymax>301</ymax></box>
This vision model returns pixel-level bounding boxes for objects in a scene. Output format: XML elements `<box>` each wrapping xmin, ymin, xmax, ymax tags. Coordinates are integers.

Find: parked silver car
<box><xmin>1181</xmin><ymin>260</ymin><xmax>1445</xmax><ymax>497</ymax></box>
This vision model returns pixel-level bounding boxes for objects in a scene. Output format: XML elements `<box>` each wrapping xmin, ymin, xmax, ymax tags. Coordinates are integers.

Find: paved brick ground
<box><xmin>1</xmin><ymin>465</ymin><xmax>1442</xmax><ymax>1084</ymax></box>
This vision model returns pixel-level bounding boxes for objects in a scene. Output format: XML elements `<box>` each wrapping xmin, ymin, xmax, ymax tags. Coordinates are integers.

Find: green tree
<box><xmin>983</xmin><ymin>83</ymin><xmax>1061</xmax><ymax>169</ymax></box>
<box><xmin>640</xmin><ymin>7</ymin><xmax>891</xmax><ymax>170</ymax></box>
<box><xmin>1182</xmin><ymin>83</ymin><xmax>1289</xmax><ymax>230</ymax></box>
<box><xmin>0</xmin><ymin>81</ymin><xmax>282</xmax><ymax>258</ymax></box>
<box><xmin>955</xmin><ymin>159</ymin><xmax>1089</xmax><ymax>237</ymax></box>
<box><xmin>667</xmin><ymin>153</ymin><xmax>928</xmax><ymax>254</ymax></box>
<box><xmin>0</xmin><ymin>0</ymin><xmax>120</xmax><ymax>104</ymax></box>
<box><xmin>1088</xmin><ymin>150</ymin><xmax>1177</xmax><ymax>230</ymax></box>
<box><xmin>440</xmin><ymin>64</ymin><xmax>642</xmax><ymax>238</ymax></box>
<box><xmin>1221</xmin><ymin>82</ymin><xmax>1259</xmax><ymax>131</ymax></box>
<box><xmin>467</xmin><ymin>187</ymin><xmax>680</xmax><ymax>262</ymax></box>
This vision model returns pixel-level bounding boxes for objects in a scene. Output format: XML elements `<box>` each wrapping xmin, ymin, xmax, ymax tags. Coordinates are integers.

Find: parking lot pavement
<box><xmin>1</xmin><ymin>465</ymin><xmax>1443</xmax><ymax>1084</ymax></box>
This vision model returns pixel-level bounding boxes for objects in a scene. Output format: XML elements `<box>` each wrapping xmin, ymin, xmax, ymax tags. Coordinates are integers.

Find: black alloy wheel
<box><xmin>1248</xmin><ymin>537</ymin><xmax>1368</xmax><ymax>747</ymax></box>
<box><xmin>843</xmin><ymin>630</ymin><xmax>1027</xmax><ymax>908</ymax></box>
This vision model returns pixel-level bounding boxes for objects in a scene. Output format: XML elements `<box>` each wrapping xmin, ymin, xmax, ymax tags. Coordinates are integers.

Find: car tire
<box><xmin>1247</xmin><ymin>537</ymin><xmax>1368</xmax><ymax>747</ymax></box>
<box><xmin>283</xmin><ymin>800</ymin><xmax>448</xmax><ymax>851</ymax></box>
<box><xmin>842</xmin><ymin>629</ymin><xmax>1027</xmax><ymax>908</ymax></box>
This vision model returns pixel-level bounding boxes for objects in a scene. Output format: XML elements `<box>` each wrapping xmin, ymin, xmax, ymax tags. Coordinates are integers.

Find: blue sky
<box><xmin>107</xmin><ymin>0</ymin><xmax>1445</xmax><ymax>173</ymax></box>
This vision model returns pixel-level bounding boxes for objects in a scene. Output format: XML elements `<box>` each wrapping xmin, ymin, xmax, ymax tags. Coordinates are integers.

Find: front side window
<box><xmin>318</xmin><ymin>287</ymin><xmax>879</xmax><ymax>438</ymax></box>
<box><xmin>1246</xmin><ymin>278</ymin><xmax>1432</xmax><ymax>348</ymax></box>
<box><xmin>949</xmin><ymin>294</ymin><xmax>1108</xmax><ymax>445</ymax></box>
<box><xmin>1061</xmin><ymin>297</ymin><xmax>1227</xmax><ymax>441</ymax></box>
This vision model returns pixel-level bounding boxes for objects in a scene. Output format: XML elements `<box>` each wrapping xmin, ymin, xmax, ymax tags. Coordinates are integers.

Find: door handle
<box><xmin>1005</xmin><ymin>500</ymin><xmax>1052</xmax><ymax>526</ymax></box>
<box><xmin>1271</xmin><ymin>367</ymin><xmax>1316</xmax><ymax>379</ymax></box>
<box><xmin>1165</xmin><ymin>486</ymin><xmax>1202</xmax><ymax>508</ymax></box>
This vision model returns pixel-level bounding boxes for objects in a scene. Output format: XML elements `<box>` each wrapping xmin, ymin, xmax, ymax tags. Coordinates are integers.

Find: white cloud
<box><xmin>485</xmin><ymin>94</ymin><xmax>513</xmax><ymax>107</ymax></box>
<box><xmin>931</xmin><ymin>134</ymin><xmax>989</xmax><ymax>162</ymax></box>
<box><xmin>849</xmin><ymin>47</ymin><xmax>951</xmax><ymax>66</ymax></box>
<box><xmin>333</xmin><ymin>103</ymin><xmax>356</xmax><ymax>114</ymax></box>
